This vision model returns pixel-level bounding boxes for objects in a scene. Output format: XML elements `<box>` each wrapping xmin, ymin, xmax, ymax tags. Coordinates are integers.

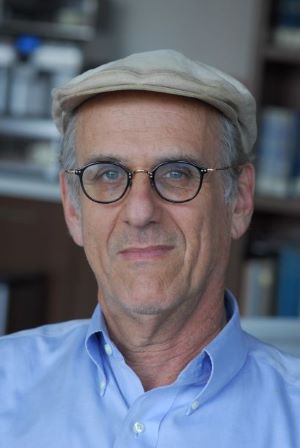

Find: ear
<box><xmin>230</xmin><ymin>163</ymin><xmax>255</xmax><ymax>240</ymax></box>
<box><xmin>60</xmin><ymin>172</ymin><xmax>83</xmax><ymax>247</ymax></box>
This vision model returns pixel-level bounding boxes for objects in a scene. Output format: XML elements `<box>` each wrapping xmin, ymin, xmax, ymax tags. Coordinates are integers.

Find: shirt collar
<box><xmin>194</xmin><ymin>289</ymin><xmax>248</xmax><ymax>406</ymax></box>
<box><xmin>84</xmin><ymin>306</ymin><xmax>106</xmax><ymax>391</ymax></box>
<box><xmin>85</xmin><ymin>304</ymin><xmax>123</xmax><ymax>360</ymax></box>
<box><xmin>85</xmin><ymin>290</ymin><xmax>248</xmax><ymax>404</ymax></box>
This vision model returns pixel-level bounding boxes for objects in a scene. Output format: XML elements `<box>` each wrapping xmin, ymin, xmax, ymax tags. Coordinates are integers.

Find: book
<box><xmin>275</xmin><ymin>0</ymin><xmax>300</xmax><ymax>27</ymax></box>
<box><xmin>276</xmin><ymin>246</ymin><xmax>300</xmax><ymax>316</ymax></box>
<box><xmin>0</xmin><ymin>282</ymin><xmax>9</xmax><ymax>336</ymax></box>
<box><xmin>241</xmin><ymin>258</ymin><xmax>276</xmax><ymax>316</ymax></box>
<box><xmin>256</xmin><ymin>107</ymin><xmax>299</xmax><ymax>197</ymax></box>
<box><xmin>289</xmin><ymin>116</ymin><xmax>300</xmax><ymax>196</ymax></box>
<box><xmin>273</xmin><ymin>0</ymin><xmax>300</xmax><ymax>47</ymax></box>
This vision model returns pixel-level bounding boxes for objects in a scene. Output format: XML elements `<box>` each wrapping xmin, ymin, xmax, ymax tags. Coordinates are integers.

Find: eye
<box><xmin>84</xmin><ymin>163</ymin><xmax>126</xmax><ymax>184</ymax></box>
<box><xmin>102</xmin><ymin>168</ymin><xmax>121</xmax><ymax>181</ymax></box>
<box><xmin>165</xmin><ymin>168</ymin><xmax>191</xmax><ymax>179</ymax></box>
<box><xmin>157</xmin><ymin>162</ymin><xmax>196</xmax><ymax>182</ymax></box>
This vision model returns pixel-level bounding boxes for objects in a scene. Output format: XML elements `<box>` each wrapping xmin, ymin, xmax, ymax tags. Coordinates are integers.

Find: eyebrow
<box><xmin>83</xmin><ymin>154</ymin><xmax>125</xmax><ymax>165</ymax></box>
<box><xmin>81</xmin><ymin>152</ymin><xmax>209</xmax><ymax>169</ymax></box>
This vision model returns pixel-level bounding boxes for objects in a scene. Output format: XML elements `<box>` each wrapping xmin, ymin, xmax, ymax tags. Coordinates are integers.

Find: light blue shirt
<box><xmin>0</xmin><ymin>290</ymin><xmax>299</xmax><ymax>447</ymax></box>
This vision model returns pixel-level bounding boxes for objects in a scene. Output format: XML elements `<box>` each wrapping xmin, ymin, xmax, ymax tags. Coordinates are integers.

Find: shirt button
<box><xmin>99</xmin><ymin>380</ymin><xmax>106</xmax><ymax>394</ymax></box>
<box><xmin>133</xmin><ymin>422</ymin><xmax>145</xmax><ymax>434</ymax></box>
<box><xmin>104</xmin><ymin>344</ymin><xmax>113</xmax><ymax>356</ymax></box>
<box><xmin>191</xmin><ymin>400</ymin><xmax>200</xmax><ymax>410</ymax></box>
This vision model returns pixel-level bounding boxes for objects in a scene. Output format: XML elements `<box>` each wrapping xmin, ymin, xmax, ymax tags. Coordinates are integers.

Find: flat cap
<box><xmin>52</xmin><ymin>49</ymin><xmax>257</xmax><ymax>153</ymax></box>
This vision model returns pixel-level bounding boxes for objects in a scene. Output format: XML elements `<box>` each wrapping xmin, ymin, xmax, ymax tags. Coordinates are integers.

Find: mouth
<box><xmin>119</xmin><ymin>245</ymin><xmax>174</xmax><ymax>261</ymax></box>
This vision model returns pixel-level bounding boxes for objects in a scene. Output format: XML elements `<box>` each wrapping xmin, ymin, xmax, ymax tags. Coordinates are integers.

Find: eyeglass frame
<box><xmin>65</xmin><ymin>159</ymin><xmax>236</xmax><ymax>204</ymax></box>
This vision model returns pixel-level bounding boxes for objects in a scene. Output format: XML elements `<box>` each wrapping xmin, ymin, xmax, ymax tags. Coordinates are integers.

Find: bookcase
<box><xmin>0</xmin><ymin>0</ymin><xmax>106</xmax><ymax>332</ymax></box>
<box><xmin>230</xmin><ymin>0</ymin><xmax>300</xmax><ymax>318</ymax></box>
<box><xmin>0</xmin><ymin>0</ymin><xmax>299</xmax><ymax>332</ymax></box>
<box><xmin>0</xmin><ymin>196</ymin><xmax>97</xmax><ymax>333</ymax></box>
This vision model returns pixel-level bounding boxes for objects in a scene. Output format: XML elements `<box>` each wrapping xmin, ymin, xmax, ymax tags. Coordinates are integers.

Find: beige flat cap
<box><xmin>52</xmin><ymin>49</ymin><xmax>257</xmax><ymax>153</ymax></box>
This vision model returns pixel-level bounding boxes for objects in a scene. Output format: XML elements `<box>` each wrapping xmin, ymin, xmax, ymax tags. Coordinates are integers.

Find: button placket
<box><xmin>112</xmin><ymin>386</ymin><xmax>179</xmax><ymax>448</ymax></box>
<box><xmin>99</xmin><ymin>379</ymin><xmax>107</xmax><ymax>396</ymax></box>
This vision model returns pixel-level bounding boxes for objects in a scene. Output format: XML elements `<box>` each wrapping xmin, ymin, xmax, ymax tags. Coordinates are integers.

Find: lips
<box><xmin>119</xmin><ymin>245</ymin><xmax>174</xmax><ymax>261</ymax></box>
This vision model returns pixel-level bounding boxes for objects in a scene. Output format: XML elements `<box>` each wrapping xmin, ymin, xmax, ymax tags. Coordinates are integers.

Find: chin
<box><xmin>125</xmin><ymin>303</ymin><xmax>166</xmax><ymax>316</ymax></box>
<box><xmin>117</xmin><ymin>290</ymin><xmax>183</xmax><ymax>317</ymax></box>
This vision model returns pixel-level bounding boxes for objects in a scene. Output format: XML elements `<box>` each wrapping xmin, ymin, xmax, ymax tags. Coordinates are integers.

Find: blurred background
<box><xmin>0</xmin><ymin>0</ymin><xmax>299</xmax><ymax>355</ymax></box>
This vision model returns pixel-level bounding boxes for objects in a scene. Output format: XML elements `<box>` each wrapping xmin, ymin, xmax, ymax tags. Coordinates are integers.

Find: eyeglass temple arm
<box><xmin>65</xmin><ymin>169</ymin><xmax>82</xmax><ymax>175</ymax></box>
<box><xmin>205</xmin><ymin>166</ymin><xmax>234</xmax><ymax>173</ymax></box>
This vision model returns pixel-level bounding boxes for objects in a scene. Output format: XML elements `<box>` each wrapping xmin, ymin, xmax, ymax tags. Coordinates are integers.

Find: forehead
<box><xmin>75</xmin><ymin>91</ymin><xmax>221</xmax><ymax>164</ymax></box>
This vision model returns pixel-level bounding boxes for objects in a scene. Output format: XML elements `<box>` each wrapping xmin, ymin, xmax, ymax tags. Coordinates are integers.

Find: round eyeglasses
<box><xmin>65</xmin><ymin>160</ymin><xmax>234</xmax><ymax>204</ymax></box>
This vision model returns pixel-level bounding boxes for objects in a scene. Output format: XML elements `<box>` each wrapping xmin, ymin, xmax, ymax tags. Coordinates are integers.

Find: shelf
<box><xmin>0</xmin><ymin>19</ymin><xmax>96</xmax><ymax>42</ymax></box>
<box><xmin>263</xmin><ymin>44</ymin><xmax>300</xmax><ymax>65</ymax></box>
<box><xmin>0</xmin><ymin>117</ymin><xmax>59</xmax><ymax>140</ymax></box>
<box><xmin>255</xmin><ymin>195</ymin><xmax>300</xmax><ymax>217</ymax></box>
<box><xmin>0</xmin><ymin>173</ymin><xmax>60</xmax><ymax>202</ymax></box>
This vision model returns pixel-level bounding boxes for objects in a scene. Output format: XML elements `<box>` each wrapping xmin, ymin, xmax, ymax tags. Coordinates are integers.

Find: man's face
<box><xmin>62</xmin><ymin>92</ymin><xmax>252</xmax><ymax>319</ymax></box>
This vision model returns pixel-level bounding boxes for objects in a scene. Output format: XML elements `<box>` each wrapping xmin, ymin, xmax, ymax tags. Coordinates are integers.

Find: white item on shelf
<box><xmin>0</xmin><ymin>42</ymin><xmax>16</xmax><ymax>114</ymax></box>
<box><xmin>241</xmin><ymin>317</ymin><xmax>300</xmax><ymax>357</ymax></box>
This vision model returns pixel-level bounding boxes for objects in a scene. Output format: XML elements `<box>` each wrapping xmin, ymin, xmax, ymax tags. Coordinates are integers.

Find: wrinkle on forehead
<box><xmin>76</xmin><ymin>90</ymin><xmax>222</xmax><ymax>163</ymax></box>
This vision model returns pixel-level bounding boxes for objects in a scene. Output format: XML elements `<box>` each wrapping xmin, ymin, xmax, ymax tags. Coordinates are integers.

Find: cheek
<box><xmin>79</xmin><ymin>205</ymin><xmax>112</xmax><ymax>278</ymax></box>
<box><xmin>183</xmin><ymin>214</ymin><xmax>211</xmax><ymax>275</ymax></box>
<box><xmin>182</xmin><ymin>197</ymin><xmax>232</xmax><ymax>276</ymax></box>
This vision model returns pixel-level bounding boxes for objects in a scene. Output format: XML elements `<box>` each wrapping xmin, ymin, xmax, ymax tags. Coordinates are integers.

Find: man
<box><xmin>0</xmin><ymin>50</ymin><xmax>299</xmax><ymax>447</ymax></box>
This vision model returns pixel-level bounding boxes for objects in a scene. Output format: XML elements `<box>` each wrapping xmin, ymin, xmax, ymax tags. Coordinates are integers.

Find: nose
<box><xmin>121</xmin><ymin>170</ymin><xmax>160</xmax><ymax>227</ymax></box>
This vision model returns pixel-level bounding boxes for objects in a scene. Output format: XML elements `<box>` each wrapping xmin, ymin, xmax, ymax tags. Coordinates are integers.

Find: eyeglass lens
<box><xmin>82</xmin><ymin>162</ymin><xmax>129</xmax><ymax>202</ymax></box>
<box><xmin>154</xmin><ymin>161</ymin><xmax>202</xmax><ymax>201</ymax></box>
<box><xmin>81</xmin><ymin>161</ymin><xmax>203</xmax><ymax>203</ymax></box>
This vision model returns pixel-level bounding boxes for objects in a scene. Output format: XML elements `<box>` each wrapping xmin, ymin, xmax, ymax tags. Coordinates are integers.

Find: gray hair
<box><xmin>218</xmin><ymin>114</ymin><xmax>254</xmax><ymax>203</ymax></box>
<box><xmin>60</xmin><ymin>110</ymin><xmax>253</xmax><ymax>207</ymax></box>
<box><xmin>60</xmin><ymin>112</ymin><xmax>80</xmax><ymax>207</ymax></box>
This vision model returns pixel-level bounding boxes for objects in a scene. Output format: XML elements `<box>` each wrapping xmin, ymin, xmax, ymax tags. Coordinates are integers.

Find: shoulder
<box><xmin>0</xmin><ymin>320</ymin><xmax>93</xmax><ymax>426</ymax></box>
<box><xmin>243</xmin><ymin>330</ymin><xmax>300</xmax><ymax>389</ymax></box>
<box><xmin>0</xmin><ymin>319</ymin><xmax>89</xmax><ymax>368</ymax></box>
<box><xmin>0</xmin><ymin>318</ymin><xmax>89</xmax><ymax>342</ymax></box>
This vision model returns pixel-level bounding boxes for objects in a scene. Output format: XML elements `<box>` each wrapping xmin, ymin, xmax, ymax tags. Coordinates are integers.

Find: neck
<box><xmin>100</xmin><ymin>290</ymin><xmax>227</xmax><ymax>391</ymax></box>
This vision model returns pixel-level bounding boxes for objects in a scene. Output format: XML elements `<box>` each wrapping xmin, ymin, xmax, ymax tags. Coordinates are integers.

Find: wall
<box><xmin>91</xmin><ymin>0</ymin><xmax>261</xmax><ymax>90</ymax></box>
